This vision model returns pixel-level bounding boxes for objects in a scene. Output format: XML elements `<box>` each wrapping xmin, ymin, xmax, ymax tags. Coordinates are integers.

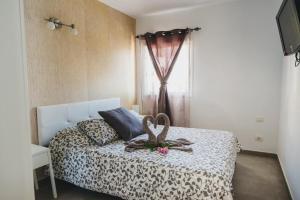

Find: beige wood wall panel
<box><xmin>24</xmin><ymin>0</ymin><xmax>136</xmax><ymax>143</ymax></box>
<box><xmin>85</xmin><ymin>0</ymin><xmax>136</xmax><ymax>108</ymax></box>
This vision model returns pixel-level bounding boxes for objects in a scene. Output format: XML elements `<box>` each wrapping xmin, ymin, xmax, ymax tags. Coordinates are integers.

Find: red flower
<box><xmin>157</xmin><ymin>147</ymin><xmax>169</xmax><ymax>155</ymax></box>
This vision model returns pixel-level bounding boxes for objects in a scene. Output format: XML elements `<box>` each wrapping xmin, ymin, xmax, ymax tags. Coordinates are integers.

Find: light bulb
<box><xmin>47</xmin><ymin>21</ymin><xmax>56</xmax><ymax>30</ymax></box>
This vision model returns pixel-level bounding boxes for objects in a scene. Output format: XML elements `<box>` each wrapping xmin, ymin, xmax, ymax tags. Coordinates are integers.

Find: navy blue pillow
<box><xmin>98</xmin><ymin>107</ymin><xmax>144</xmax><ymax>141</ymax></box>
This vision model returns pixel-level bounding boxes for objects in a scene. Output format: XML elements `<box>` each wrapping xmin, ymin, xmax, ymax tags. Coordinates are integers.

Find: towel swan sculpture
<box><xmin>125</xmin><ymin>113</ymin><xmax>193</xmax><ymax>153</ymax></box>
<box><xmin>142</xmin><ymin>113</ymin><xmax>170</xmax><ymax>145</ymax></box>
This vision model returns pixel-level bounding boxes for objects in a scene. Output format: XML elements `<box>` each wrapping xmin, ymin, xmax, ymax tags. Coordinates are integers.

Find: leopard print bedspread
<box><xmin>49</xmin><ymin>125</ymin><xmax>239</xmax><ymax>200</ymax></box>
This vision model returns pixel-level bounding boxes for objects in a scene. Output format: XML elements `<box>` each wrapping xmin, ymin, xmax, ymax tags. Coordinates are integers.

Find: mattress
<box><xmin>49</xmin><ymin>125</ymin><xmax>239</xmax><ymax>200</ymax></box>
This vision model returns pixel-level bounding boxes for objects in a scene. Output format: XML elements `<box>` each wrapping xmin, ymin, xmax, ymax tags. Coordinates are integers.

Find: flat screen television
<box><xmin>276</xmin><ymin>0</ymin><xmax>300</xmax><ymax>56</ymax></box>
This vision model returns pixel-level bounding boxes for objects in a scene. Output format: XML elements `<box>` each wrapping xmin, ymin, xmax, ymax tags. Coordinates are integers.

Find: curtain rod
<box><xmin>136</xmin><ymin>27</ymin><xmax>201</xmax><ymax>39</ymax></box>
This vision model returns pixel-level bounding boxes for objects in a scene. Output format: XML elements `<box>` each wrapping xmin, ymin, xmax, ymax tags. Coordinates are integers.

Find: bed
<box><xmin>37</xmin><ymin>98</ymin><xmax>239</xmax><ymax>200</ymax></box>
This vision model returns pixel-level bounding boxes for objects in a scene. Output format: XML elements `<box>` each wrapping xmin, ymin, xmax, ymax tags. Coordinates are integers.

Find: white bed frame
<box><xmin>37</xmin><ymin>98</ymin><xmax>121</xmax><ymax>146</ymax></box>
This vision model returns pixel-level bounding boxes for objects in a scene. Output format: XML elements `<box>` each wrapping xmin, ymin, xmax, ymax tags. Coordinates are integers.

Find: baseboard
<box><xmin>240</xmin><ymin>149</ymin><xmax>278</xmax><ymax>158</ymax></box>
<box><xmin>277</xmin><ymin>156</ymin><xmax>294</xmax><ymax>200</ymax></box>
<box><xmin>240</xmin><ymin>150</ymin><xmax>293</xmax><ymax>200</ymax></box>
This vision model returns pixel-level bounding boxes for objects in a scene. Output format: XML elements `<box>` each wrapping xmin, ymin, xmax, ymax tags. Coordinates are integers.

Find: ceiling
<box><xmin>100</xmin><ymin>0</ymin><xmax>233</xmax><ymax>18</ymax></box>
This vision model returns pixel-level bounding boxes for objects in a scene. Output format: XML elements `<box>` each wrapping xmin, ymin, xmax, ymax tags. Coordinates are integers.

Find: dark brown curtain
<box><xmin>144</xmin><ymin>29</ymin><xmax>188</xmax><ymax>125</ymax></box>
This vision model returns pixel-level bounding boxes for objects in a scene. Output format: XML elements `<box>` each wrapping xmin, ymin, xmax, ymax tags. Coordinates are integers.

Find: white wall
<box><xmin>278</xmin><ymin>55</ymin><xmax>300</xmax><ymax>200</ymax></box>
<box><xmin>137</xmin><ymin>0</ymin><xmax>283</xmax><ymax>153</ymax></box>
<box><xmin>0</xmin><ymin>0</ymin><xmax>34</xmax><ymax>199</ymax></box>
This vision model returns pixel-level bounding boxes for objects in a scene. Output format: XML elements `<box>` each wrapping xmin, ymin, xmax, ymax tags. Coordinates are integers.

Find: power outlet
<box><xmin>255</xmin><ymin>136</ymin><xmax>264</xmax><ymax>142</ymax></box>
<box><xmin>256</xmin><ymin>117</ymin><xmax>265</xmax><ymax>123</ymax></box>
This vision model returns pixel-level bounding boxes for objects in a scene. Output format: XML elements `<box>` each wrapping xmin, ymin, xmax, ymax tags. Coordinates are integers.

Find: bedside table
<box><xmin>31</xmin><ymin>144</ymin><xmax>57</xmax><ymax>198</ymax></box>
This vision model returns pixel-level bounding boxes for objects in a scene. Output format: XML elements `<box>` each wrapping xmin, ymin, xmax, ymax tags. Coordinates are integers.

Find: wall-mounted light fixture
<box><xmin>45</xmin><ymin>17</ymin><xmax>78</xmax><ymax>36</ymax></box>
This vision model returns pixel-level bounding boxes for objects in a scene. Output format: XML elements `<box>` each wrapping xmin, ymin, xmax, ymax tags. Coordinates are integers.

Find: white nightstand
<box><xmin>31</xmin><ymin>144</ymin><xmax>57</xmax><ymax>198</ymax></box>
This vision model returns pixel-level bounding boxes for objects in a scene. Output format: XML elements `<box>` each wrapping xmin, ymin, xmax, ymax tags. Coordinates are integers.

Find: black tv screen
<box><xmin>277</xmin><ymin>0</ymin><xmax>300</xmax><ymax>56</ymax></box>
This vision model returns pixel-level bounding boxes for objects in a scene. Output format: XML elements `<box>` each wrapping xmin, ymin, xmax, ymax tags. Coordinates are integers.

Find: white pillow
<box><xmin>129</xmin><ymin>110</ymin><xmax>144</xmax><ymax>122</ymax></box>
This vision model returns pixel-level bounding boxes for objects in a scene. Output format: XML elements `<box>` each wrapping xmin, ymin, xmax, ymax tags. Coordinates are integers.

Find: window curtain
<box><xmin>137</xmin><ymin>31</ymin><xmax>192</xmax><ymax>127</ymax></box>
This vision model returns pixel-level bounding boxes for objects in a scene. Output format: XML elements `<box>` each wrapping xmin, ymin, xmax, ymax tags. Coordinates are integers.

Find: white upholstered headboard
<box><xmin>37</xmin><ymin>98</ymin><xmax>121</xmax><ymax>146</ymax></box>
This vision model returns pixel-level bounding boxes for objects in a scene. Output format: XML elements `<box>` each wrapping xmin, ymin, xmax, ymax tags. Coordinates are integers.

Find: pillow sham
<box><xmin>77</xmin><ymin>119</ymin><xmax>119</xmax><ymax>146</ymax></box>
<box><xmin>98</xmin><ymin>107</ymin><xmax>144</xmax><ymax>141</ymax></box>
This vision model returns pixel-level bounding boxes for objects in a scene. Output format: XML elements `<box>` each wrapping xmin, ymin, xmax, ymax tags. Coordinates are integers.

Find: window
<box><xmin>142</xmin><ymin>42</ymin><xmax>190</xmax><ymax>96</ymax></box>
<box><xmin>138</xmin><ymin>36</ymin><xmax>192</xmax><ymax>127</ymax></box>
